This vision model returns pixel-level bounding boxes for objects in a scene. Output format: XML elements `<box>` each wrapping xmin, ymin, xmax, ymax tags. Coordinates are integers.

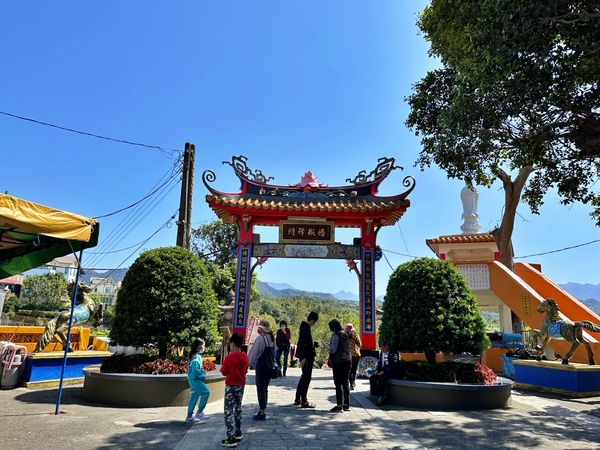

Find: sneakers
<box><xmin>253</xmin><ymin>412</ymin><xmax>266</xmax><ymax>420</ymax></box>
<box><xmin>194</xmin><ymin>411</ymin><xmax>209</xmax><ymax>421</ymax></box>
<box><xmin>350</xmin><ymin>384</ymin><xmax>355</xmax><ymax>391</ymax></box>
<box><xmin>220</xmin><ymin>438</ymin><xmax>237</xmax><ymax>447</ymax></box>
<box><xmin>234</xmin><ymin>432</ymin><xmax>244</xmax><ymax>442</ymax></box>
<box><xmin>300</xmin><ymin>402</ymin><xmax>316</xmax><ymax>408</ymax></box>
<box><xmin>185</xmin><ymin>415</ymin><xmax>195</xmax><ymax>423</ymax></box>
<box><xmin>293</xmin><ymin>400</ymin><xmax>302</xmax><ymax>406</ymax></box>
<box><xmin>376</xmin><ymin>395</ymin><xmax>387</xmax><ymax>406</ymax></box>
<box><xmin>343</xmin><ymin>405</ymin><xmax>350</xmax><ymax>411</ymax></box>
<box><xmin>330</xmin><ymin>405</ymin><xmax>343</xmax><ymax>413</ymax></box>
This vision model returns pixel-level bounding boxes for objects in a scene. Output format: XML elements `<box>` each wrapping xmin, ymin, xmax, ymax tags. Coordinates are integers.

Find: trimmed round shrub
<box><xmin>380</xmin><ymin>258</ymin><xmax>489</xmax><ymax>362</ymax></box>
<box><xmin>110</xmin><ymin>247</ymin><xmax>219</xmax><ymax>357</ymax></box>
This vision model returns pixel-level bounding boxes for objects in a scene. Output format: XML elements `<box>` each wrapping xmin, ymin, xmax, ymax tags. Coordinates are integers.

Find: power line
<box><xmin>97</xmin><ymin>210</ymin><xmax>179</xmax><ymax>282</ymax></box>
<box><xmin>382</xmin><ymin>251</ymin><xmax>395</xmax><ymax>271</ymax></box>
<box><xmin>85</xmin><ymin>159</ymin><xmax>182</xmax><ymax>266</ymax></box>
<box><xmin>86</xmin><ymin>247</ymin><xmax>221</xmax><ymax>274</ymax></box>
<box><xmin>380</xmin><ymin>248</ymin><xmax>421</xmax><ymax>259</ymax></box>
<box><xmin>396</xmin><ymin>222</ymin><xmax>410</xmax><ymax>255</ymax></box>
<box><xmin>84</xmin><ymin>238</ymin><xmax>154</xmax><ymax>255</ymax></box>
<box><xmin>514</xmin><ymin>239</ymin><xmax>600</xmax><ymax>259</ymax></box>
<box><xmin>86</xmin><ymin>175</ymin><xmax>181</xmax><ymax>267</ymax></box>
<box><xmin>93</xmin><ymin>172</ymin><xmax>179</xmax><ymax>219</ymax></box>
<box><xmin>0</xmin><ymin>110</ymin><xmax>180</xmax><ymax>157</ymax></box>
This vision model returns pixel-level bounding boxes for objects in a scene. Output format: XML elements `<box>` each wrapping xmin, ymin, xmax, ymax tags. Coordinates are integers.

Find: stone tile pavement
<box><xmin>3</xmin><ymin>367</ymin><xmax>600</xmax><ymax>449</ymax></box>
<box><xmin>176</xmin><ymin>368</ymin><xmax>423</xmax><ymax>450</ymax></box>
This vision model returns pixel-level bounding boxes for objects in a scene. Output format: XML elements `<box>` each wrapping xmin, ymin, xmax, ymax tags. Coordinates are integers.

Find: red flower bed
<box><xmin>101</xmin><ymin>354</ymin><xmax>217</xmax><ymax>375</ymax></box>
<box><xmin>392</xmin><ymin>361</ymin><xmax>498</xmax><ymax>385</ymax></box>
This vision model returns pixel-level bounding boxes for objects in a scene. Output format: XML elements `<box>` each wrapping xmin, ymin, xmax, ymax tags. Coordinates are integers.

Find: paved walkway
<box><xmin>3</xmin><ymin>367</ymin><xmax>600</xmax><ymax>449</ymax></box>
<box><xmin>176</xmin><ymin>369</ymin><xmax>422</xmax><ymax>450</ymax></box>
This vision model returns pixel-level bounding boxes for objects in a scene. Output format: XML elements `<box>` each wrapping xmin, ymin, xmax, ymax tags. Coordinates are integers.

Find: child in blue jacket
<box><xmin>186</xmin><ymin>338</ymin><xmax>211</xmax><ymax>423</ymax></box>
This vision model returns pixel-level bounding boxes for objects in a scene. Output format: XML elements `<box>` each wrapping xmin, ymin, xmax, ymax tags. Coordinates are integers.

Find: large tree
<box><xmin>380</xmin><ymin>258</ymin><xmax>489</xmax><ymax>364</ymax></box>
<box><xmin>22</xmin><ymin>273</ymin><xmax>68</xmax><ymax>308</ymax></box>
<box><xmin>110</xmin><ymin>247</ymin><xmax>219</xmax><ymax>357</ymax></box>
<box><xmin>191</xmin><ymin>220</ymin><xmax>238</xmax><ymax>269</ymax></box>
<box><xmin>407</xmin><ymin>0</ymin><xmax>600</xmax><ymax>267</ymax></box>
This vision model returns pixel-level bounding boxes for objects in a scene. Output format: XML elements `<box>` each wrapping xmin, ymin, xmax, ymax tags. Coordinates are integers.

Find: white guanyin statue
<box><xmin>460</xmin><ymin>185</ymin><xmax>481</xmax><ymax>234</ymax></box>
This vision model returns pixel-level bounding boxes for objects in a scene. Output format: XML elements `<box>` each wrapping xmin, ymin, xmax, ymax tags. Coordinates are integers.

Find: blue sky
<box><xmin>1</xmin><ymin>1</ymin><xmax>598</xmax><ymax>296</ymax></box>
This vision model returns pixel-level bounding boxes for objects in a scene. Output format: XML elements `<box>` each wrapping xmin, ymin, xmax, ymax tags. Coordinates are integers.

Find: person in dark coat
<box><xmin>275</xmin><ymin>320</ymin><xmax>291</xmax><ymax>376</ymax></box>
<box><xmin>369</xmin><ymin>340</ymin><xmax>399</xmax><ymax>405</ymax></box>
<box><xmin>293</xmin><ymin>311</ymin><xmax>319</xmax><ymax>408</ymax></box>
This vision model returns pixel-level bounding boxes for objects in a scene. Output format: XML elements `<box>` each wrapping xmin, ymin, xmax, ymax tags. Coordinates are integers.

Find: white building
<box><xmin>89</xmin><ymin>276</ymin><xmax>121</xmax><ymax>307</ymax></box>
<box><xmin>42</xmin><ymin>255</ymin><xmax>79</xmax><ymax>282</ymax></box>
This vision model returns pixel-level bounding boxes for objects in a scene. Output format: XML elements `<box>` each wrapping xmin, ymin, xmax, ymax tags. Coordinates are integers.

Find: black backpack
<box><xmin>257</xmin><ymin>335</ymin><xmax>279</xmax><ymax>378</ymax></box>
<box><xmin>331</xmin><ymin>331</ymin><xmax>351</xmax><ymax>364</ymax></box>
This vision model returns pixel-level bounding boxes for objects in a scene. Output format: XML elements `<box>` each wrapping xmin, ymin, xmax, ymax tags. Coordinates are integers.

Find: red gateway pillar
<box><xmin>233</xmin><ymin>215</ymin><xmax>253</xmax><ymax>341</ymax></box>
<box><xmin>360</xmin><ymin>219</ymin><xmax>377</xmax><ymax>350</ymax></box>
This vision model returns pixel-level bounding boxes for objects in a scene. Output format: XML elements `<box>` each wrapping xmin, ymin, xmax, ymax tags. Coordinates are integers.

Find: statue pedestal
<box><xmin>513</xmin><ymin>360</ymin><xmax>600</xmax><ymax>397</ymax></box>
<box><xmin>20</xmin><ymin>350</ymin><xmax>112</xmax><ymax>388</ymax></box>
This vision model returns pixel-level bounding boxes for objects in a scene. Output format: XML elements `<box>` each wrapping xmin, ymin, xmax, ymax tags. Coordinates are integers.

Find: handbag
<box><xmin>327</xmin><ymin>355</ymin><xmax>333</xmax><ymax>368</ymax></box>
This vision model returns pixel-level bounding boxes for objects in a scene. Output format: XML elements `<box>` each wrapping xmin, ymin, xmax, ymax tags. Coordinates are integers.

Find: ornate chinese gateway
<box><xmin>203</xmin><ymin>155</ymin><xmax>415</xmax><ymax>349</ymax></box>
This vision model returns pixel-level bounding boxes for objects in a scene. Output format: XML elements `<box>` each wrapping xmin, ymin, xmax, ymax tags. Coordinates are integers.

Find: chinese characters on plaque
<box><xmin>279</xmin><ymin>220</ymin><xmax>335</xmax><ymax>244</ymax></box>
<box><xmin>362</xmin><ymin>249</ymin><xmax>375</xmax><ymax>333</ymax></box>
<box><xmin>235</xmin><ymin>247</ymin><xmax>251</xmax><ymax>327</ymax></box>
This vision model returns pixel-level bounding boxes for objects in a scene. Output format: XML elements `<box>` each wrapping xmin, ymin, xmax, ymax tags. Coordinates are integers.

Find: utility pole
<box><xmin>176</xmin><ymin>142</ymin><xmax>196</xmax><ymax>249</ymax></box>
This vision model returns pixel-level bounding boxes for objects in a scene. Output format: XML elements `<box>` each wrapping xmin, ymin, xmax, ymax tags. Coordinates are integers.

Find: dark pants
<box><xmin>295</xmin><ymin>358</ymin><xmax>314</xmax><ymax>403</ymax></box>
<box><xmin>369</xmin><ymin>370</ymin><xmax>391</xmax><ymax>396</ymax></box>
<box><xmin>276</xmin><ymin>345</ymin><xmax>290</xmax><ymax>375</ymax></box>
<box><xmin>332</xmin><ymin>361</ymin><xmax>351</xmax><ymax>407</ymax></box>
<box><xmin>349</xmin><ymin>355</ymin><xmax>360</xmax><ymax>387</ymax></box>
<box><xmin>255</xmin><ymin>370</ymin><xmax>271</xmax><ymax>410</ymax></box>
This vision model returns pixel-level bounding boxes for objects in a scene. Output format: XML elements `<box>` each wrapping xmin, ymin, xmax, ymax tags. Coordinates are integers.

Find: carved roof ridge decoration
<box><xmin>345</xmin><ymin>156</ymin><xmax>402</xmax><ymax>185</ymax></box>
<box><xmin>203</xmin><ymin>154</ymin><xmax>416</xmax><ymax>202</ymax></box>
<box><xmin>222</xmin><ymin>155</ymin><xmax>275</xmax><ymax>185</ymax></box>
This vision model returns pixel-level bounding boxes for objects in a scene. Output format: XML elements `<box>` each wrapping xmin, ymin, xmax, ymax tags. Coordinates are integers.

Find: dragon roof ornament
<box><xmin>203</xmin><ymin>154</ymin><xmax>415</xmax><ymax>201</ymax></box>
<box><xmin>222</xmin><ymin>155</ymin><xmax>274</xmax><ymax>184</ymax></box>
<box><xmin>345</xmin><ymin>157</ymin><xmax>402</xmax><ymax>185</ymax></box>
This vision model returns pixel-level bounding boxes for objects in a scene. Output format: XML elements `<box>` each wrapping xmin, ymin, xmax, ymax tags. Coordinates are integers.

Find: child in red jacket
<box><xmin>220</xmin><ymin>333</ymin><xmax>249</xmax><ymax>448</ymax></box>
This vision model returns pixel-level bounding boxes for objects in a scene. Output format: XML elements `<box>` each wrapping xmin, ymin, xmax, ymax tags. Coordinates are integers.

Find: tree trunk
<box><xmin>424</xmin><ymin>350</ymin><xmax>437</xmax><ymax>364</ymax></box>
<box><xmin>158</xmin><ymin>344</ymin><xmax>167</xmax><ymax>359</ymax></box>
<box><xmin>490</xmin><ymin>166</ymin><xmax>534</xmax><ymax>269</ymax></box>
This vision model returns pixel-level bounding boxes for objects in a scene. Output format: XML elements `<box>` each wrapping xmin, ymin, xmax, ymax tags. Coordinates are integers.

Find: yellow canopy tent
<box><xmin>0</xmin><ymin>193</ymin><xmax>99</xmax><ymax>278</ymax></box>
<box><xmin>0</xmin><ymin>193</ymin><xmax>100</xmax><ymax>413</ymax></box>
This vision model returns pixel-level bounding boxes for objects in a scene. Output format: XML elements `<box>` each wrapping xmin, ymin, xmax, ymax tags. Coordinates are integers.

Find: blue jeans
<box><xmin>187</xmin><ymin>379</ymin><xmax>210</xmax><ymax>415</ymax></box>
<box><xmin>275</xmin><ymin>345</ymin><xmax>290</xmax><ymax>375</ymax></box>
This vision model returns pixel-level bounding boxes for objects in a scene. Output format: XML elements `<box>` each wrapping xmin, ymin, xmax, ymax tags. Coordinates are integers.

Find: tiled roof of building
<box><xmin>206</xmin><ymin>194</ymin><xmax>409</xmax><ymax>213</ymax></box>
<box><xmin>426</xmin><ymin>233</ymin><xmax>496</xmax><ymax>245</ymax></box>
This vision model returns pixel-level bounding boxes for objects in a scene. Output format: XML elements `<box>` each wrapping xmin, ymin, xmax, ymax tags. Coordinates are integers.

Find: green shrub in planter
<box><xmin>380</xmin><ymin>257</ymin><xmax>489</xmax><ymax>364</ymax></box>
<box><xmin>110</xmin><ymin>247</ymin><xmax>219</xmax><ymax>357</ymax></box>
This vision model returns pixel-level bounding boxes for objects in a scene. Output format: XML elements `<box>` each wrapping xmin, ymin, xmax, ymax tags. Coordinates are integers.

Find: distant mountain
<box><xmin>582</xmin><ymin>298</ymin><xmax>600</xmax><ymax>316</ymax></box>
<box><xmin>257</xmin><ymin>280</ymin><xmax>344</xmax><ymax>300</ymax></box>
<box><xmin>257</xmin><ymin>280</ymin><xmax>390</xmax><ymax>301</ymax></box>
<box><xmin>266</xmin><ymin>282</ymin><xmax>294</xmax><ymax>290</ymax></box>
<box><xmin>560</xmin><ymin>283</ymin><xmax>600</xmax><ymax>302</ymax></box>
<box><xmin>82</xmin><ymin>268</ymin><xmax>128</xmax><ymax>284</ymax></box>
<box><xmin>333</xmin><ymin>290</ymin><xmax>359</xmax><ymax>301</ymax></box>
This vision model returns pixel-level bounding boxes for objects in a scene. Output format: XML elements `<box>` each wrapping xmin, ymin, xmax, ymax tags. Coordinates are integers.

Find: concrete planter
<box><xmin>82</xmin><ymin>365</ymin><xmax>225</xmax><ymax>407</ymax></box>
<box><xmin>385</xmin><ymin>377</ymin><xmax>513</xmax><ymax>410</ymax></box>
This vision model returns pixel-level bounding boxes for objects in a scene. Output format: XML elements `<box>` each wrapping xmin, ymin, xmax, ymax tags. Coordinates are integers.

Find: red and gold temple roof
<box><xmin>204</xmin><ymin>155</ymin><xmax>415</xmax><ymax>227</ymax></box>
